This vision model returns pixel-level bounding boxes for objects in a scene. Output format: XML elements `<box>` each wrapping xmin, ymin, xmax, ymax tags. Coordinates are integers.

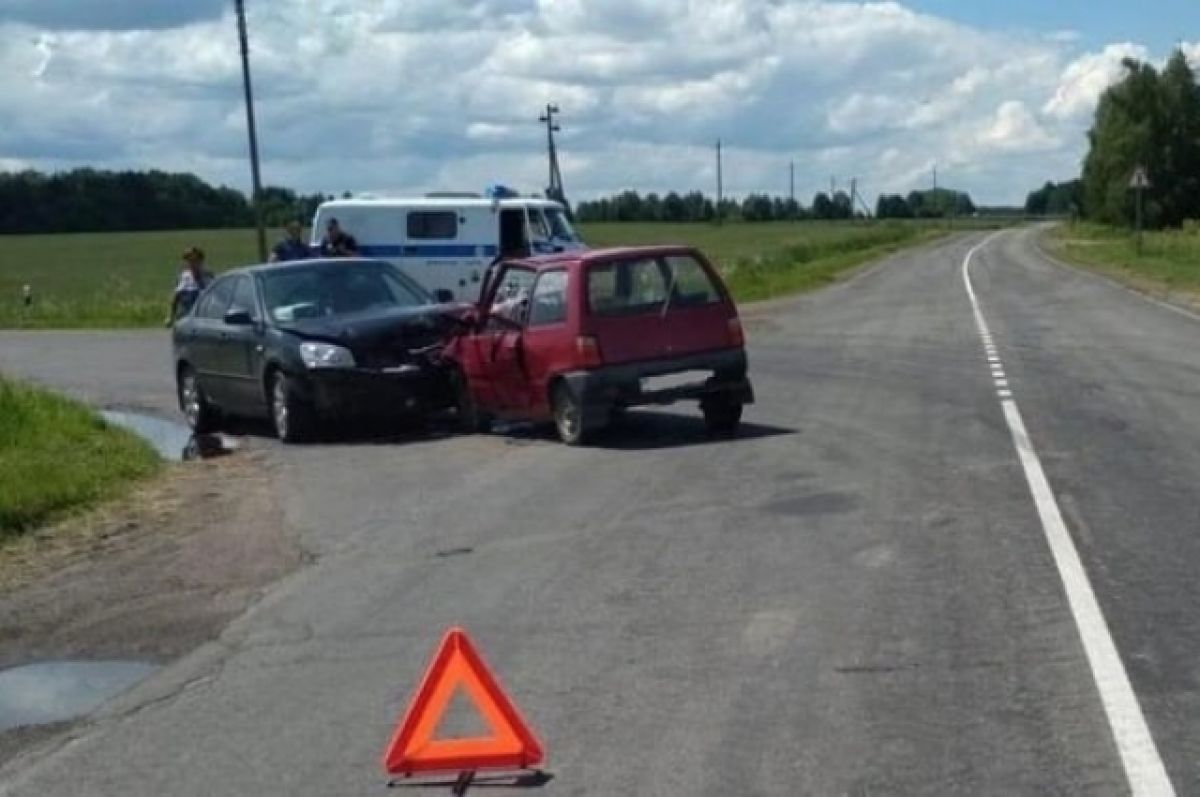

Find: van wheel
<box><xmin>452</xmin><ymin>368</ymin><xmax>490</xmax><ymax>433</ymax></box>
<box><xmin>270</xmin><ymin>372</ymin><xmax>315</xmax><ymax>444</ymax></box>
<box><xmin>702</xmin><ymin>398</ymin><xmax>743</xmax><ymax>438</ymax></box>
<box><xmin>552</xmin><ymin>383</ymin><xmax>587</xmax><ymax>446</ymax></box>
<box><xmin>177</xmin><ymin>365</ymin><xmax>218</xmax><ymax>434</ymax></box>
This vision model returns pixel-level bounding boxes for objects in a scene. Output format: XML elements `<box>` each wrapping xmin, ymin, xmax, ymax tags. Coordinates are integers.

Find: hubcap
<box><xmin>556</xmin><ymin>393</ymin><xmax>580</xmax><ymax>439</ymax></box>
<box><xmin>272</xmin><ymin>379</ymin><xmax>289</xmax><ymax>438</ymax></box>
<box><xmin>181</xmin><ymin>373</ymin><xmax>201</xmax><ymax>427</ymax></box>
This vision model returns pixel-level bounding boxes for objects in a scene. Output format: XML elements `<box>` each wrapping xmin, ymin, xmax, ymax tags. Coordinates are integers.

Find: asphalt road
<box><xmin>1</xmin><ymin>228</ymin><xmax>1198</xmax><ymax>795</ymax></box>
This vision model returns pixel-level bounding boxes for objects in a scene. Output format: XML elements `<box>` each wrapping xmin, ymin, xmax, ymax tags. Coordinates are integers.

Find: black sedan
<box><xmin>173</xmin><ymin>258</ymin><xmax>460</xmax><ymax>442</ymax></box>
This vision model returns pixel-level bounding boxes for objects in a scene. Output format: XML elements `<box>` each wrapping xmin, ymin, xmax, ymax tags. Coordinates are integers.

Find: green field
<box><xmin>0</xmin><ymin>377</ymin><xmax>161</xmax><ymax>536</ymax></box>
<box><xmin>0</xmin><ymin>220</ymin><xmax>989</xmax><ymax>328</ymax></box>
<box><xmin>1049</xmin><ymin>223</ymin><xmax>1200</xmax><ymax>297</ymax></box>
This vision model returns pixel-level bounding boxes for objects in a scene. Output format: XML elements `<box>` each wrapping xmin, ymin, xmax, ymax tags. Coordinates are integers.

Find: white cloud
<box><xmin>1043</xmin><ymin>43</ymin><xmax>1150</xmax><ymax>120</ymax></box>
<box><xmin>978</xmin><ymin>101</ymin><xmax>1059</xmax><ymax>153</ymax></box>
<box><xmin>0</xmin><ymin>2</ymin><xmax>1192</xmax><ymax>205</ymax></box>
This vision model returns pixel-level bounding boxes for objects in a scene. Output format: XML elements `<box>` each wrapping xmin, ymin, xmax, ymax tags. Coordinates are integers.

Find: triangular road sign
<box><xmin>382</xmin><ymin>628</ymin><xmax>545</xmax><ymax>776</ymax></box>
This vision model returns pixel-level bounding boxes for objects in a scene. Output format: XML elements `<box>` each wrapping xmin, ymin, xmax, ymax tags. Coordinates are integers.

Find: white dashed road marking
<box><xmin>963</xmin><ymin>233</ymin><xmax>1176</xmax><ymax>797</ymax></box>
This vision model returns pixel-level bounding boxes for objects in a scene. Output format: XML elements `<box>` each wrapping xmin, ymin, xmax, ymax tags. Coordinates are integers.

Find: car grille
<box><xmin>355</xmin><ymin>326</ymin><xmax>444</xmax><ymax>370</ymax></box>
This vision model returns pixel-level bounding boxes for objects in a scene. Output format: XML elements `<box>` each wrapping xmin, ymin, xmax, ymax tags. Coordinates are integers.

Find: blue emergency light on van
<box><xmin>485</xmin><ymin>184</ymin><xmax>520</xmax><ymax>200</ymax></box>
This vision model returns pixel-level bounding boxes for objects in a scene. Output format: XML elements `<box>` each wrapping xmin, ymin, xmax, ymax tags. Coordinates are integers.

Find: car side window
<box><xmin>664</xmin><ymin>255</ymin><xmax>722</xmax><ymax>307</ymax></box>
<box><xmin>528</xmin><ymin>270</ymin><xmax>568</xmax><ymax>327</ymax></box>
<box><xmin>196</xmin><ymin>277</ymin><xmax>236</xmax><ymax>321</ymax></box>
<box><xmin>488</xmin><ymin>267</ymin><xmax>537</xmax><ymax>327</ymax></box>
<box><xmin>229</xmin><ymin>275</ymin><xmax>259</xmax><ymax>320</ymax></box>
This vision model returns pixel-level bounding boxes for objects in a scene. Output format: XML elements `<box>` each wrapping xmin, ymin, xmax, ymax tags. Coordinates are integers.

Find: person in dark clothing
<box><xmin>270</xmin><ymin>220</ymin><xmax>313</xmax><ymax>262</ymax></box>
<box><xmin>167</xmin><ymin>247</ymin><xmax>214</xmax><ymax>325</ymax></box>
<box><xmin>319</xmin><ymin>218</ymin><xmax>359</xmax><ymax>257</ymax></box>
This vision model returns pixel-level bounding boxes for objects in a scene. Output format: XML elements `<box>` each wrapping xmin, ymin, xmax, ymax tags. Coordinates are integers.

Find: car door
<box><xmin>187</xmin><ymin>276</ymin><xmax>238</xmax><ymax>407</ymax></box>
<box><xmin>463</xmin><ymin>265</ymin><xmax>537</xmax><ymax>415</ymax></box>
<box><xmin>215</xmin><ymin>274</ymin><xmax>269</xmax><ymax>416</ymax></box>
<box><xmin>522</xmin><ymin>269</ymin><xmax>571</xmax><ymax>418</ymax></box>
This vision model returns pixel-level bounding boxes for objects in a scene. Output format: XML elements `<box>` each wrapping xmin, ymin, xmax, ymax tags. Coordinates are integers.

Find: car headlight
<box><xmin>299</xmin><ymin>341</ymin><xmax>356</xmax><ymax>369</ymax></box>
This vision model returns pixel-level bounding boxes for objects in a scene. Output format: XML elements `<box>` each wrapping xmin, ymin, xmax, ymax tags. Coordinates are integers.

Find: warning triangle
<box><xmin>383</xmin><ymin>628</ymin><xmax>545</xmax><ymax>776</ymax></box>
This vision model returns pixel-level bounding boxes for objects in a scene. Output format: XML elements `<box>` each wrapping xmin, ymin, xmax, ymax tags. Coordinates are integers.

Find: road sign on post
<box><xmin>1129</xmin><ymin>166</ymin><xmax>1151</xmax><ymax>256</ymax></box>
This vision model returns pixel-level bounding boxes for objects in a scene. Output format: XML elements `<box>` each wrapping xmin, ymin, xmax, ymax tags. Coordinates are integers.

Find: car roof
<box><xmin>511</xmin><ymin>245</ymin><xmax>701</xmax><ymax>271</ymax></box>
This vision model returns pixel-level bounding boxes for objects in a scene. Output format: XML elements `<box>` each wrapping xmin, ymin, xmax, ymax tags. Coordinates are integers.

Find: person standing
<box><xmin>270</xmin><ymin>220</ymin><xmax>313</xmax><ymax>262</ymax></box>
<box><xmin>319</xmin><ymin>218</ymin><xmax>359</xmax><ymax>257</ymax></box>
<box><xmin>167</xmin><ymin>247</ymin><xmax>214</xmax><ymax>325</ymax></box>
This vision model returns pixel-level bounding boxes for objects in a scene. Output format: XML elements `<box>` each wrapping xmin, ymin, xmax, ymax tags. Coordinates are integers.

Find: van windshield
<box><xmin>546</xmin><ymin>208</ymin><xmax>581</xmax><ymax>243</ymax></box>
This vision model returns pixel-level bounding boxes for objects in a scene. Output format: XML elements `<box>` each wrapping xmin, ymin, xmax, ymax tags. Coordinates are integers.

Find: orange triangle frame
<box><xmin>383</xmin><ymin>628</ymin><xmax>545</xmax><ymax>775</ymax></box>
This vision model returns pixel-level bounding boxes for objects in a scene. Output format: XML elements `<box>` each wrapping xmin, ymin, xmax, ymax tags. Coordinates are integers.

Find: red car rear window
<box><xmin>587</xmin><ymin>255</ymin><xmax>722</xmax><ymax>317</ymax></box>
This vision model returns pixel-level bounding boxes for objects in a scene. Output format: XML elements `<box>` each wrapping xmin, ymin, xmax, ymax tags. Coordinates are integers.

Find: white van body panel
<box><xmin>310</xmin><ymin>197</ymin><xmax>584</xmax><ymax>301</ymax></box>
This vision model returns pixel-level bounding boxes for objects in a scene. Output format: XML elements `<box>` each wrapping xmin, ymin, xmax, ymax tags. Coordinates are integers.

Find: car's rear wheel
<box><xmin>552</xmin><ymin>382</ymin><xmax>587</xmax><ymax>446</ymax></box>
<box><xmin>177</xmin><ymin>365</ymin><xmax>218</xmax><ymax>434</ymax></box>
<box><xmin>270</xmin><ymin>371</ymin><xmax>315</xmax><ymax>444</ymax></box>
<box><xmin>451</xmin><ymin>367</ymin><xmax>490</xmax><ymax>433</ymax></box>
<box><xmin>702</xmin><ymin>397</ymin><xmax>743</xmax><ymax>437</ymax></box>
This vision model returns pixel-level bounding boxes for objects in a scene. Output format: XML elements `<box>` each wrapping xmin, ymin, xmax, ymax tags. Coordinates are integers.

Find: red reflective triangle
<box><xmin>382</xmin><ymin>628</ymin><xmax>545</xmax><ymax>775</ymax></box>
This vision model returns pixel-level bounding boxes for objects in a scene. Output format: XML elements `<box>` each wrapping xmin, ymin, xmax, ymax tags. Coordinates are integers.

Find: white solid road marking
<box><xmin>962</xmin><ymin>233</ymin><xmax>1176</xmax><ymax>797</ymax></box>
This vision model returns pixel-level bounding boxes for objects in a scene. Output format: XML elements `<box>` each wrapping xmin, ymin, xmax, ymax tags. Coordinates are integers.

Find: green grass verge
<box><xmin>0</xmin><ymin>377</ymin><xmax>161</xmax><ymax>536</ymax></box>
<box><xmin>1049</xmin><ymin>222</ymin><xmax>1200</xmax><ymax>294</ymax></box>
<box><xmin>0</xmin><ymin>220</ymin><xmax>1001</xmax><ymax>328</ymax></box>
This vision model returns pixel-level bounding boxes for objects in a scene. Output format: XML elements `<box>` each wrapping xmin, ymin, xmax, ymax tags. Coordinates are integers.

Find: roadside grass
<box><xmin>0</xmin><ymin>377</ymin><xmax>161</xmax><ymax>537</ymax></box>
<box><xmin>0</xmin><ymin>220</ymin><xmax>1005</xmax><ymax>328</ymax></box>
<box><xmin>1049</xmin><ymin>223</ymin><xmax>1200</xmax><ymax>299</ymax></box>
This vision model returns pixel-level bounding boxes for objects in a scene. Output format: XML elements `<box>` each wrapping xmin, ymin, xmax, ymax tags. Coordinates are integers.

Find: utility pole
<box><xmin>234</xmin><ymin>0</ymin><xmax>267</xmax><ymax>262</ymax></box>
<box><xmin>849</xmin><ymin>177</ymin><xmax>858</xmax><ymax>221</ymax></box>
<box><xmin>830</xmin><ymin>176</ymin><xmax>836</xmax><ymax>197</ymax></box>
<box><xmin>539</xmin><ymin>103</ymin><xmax>568</xmax><ymax>212</ymax></box>
<box><xmin>716</xmin><ymin>139</ymin><xmax>724</xmax><ymax>224</ymax></box>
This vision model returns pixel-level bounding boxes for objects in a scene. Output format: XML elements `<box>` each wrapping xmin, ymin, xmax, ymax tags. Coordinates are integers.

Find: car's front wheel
<box><xmin>269</xmin><ymin>371</ymin><xmax>316</xmax><ymax>444</ymax></box>
<box><xmin>552</xmin><ymin>382</ymin><xmax>588</xmax><ymax>446</ymax></box>
<box><xmin>177</xmin><ymin>365</ymin><xmax>218</xmax><ymax>434</ymax></box>
<box><xmin>702</xmin><ymin>397</ymin><xmax>743</xmax><ymax>437</ymax></box>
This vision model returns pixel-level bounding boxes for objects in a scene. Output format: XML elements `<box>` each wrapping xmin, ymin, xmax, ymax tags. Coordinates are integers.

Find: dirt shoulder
<box><xmin>0</xmin><ymin>448</ymin><xmax>305</xmax><ymax>765</ymax></box>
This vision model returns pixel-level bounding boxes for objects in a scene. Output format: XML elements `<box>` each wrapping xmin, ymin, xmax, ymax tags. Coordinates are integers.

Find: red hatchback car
<box><xmin>442</xmin><ymin>246</ymin><xmax>755</xmax><ymax>445</ymax></box>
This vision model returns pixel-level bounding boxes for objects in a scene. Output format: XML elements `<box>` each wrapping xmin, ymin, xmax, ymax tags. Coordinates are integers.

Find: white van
<box><xmin>309</xmin><ymin>192</ymin><xmax>585</xmax><ymax>301</ymax></box>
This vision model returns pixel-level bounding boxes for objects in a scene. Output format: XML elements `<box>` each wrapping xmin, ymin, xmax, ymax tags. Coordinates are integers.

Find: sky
<box><xmin>0</xmin><ymin>1</ymin><xmax>1196</xmax><ymax>206</ymax></box>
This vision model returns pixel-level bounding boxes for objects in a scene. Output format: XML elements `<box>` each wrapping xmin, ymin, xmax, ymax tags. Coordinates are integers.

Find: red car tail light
<box><xmin>727</xmin><ymin>317</ymin><xmax>745</xmax><ymax>347</ymax></box>
<box><xmin>576</xmin><ymin>335</ymin><xmax>604</xmax><ymax>367</ymax></box>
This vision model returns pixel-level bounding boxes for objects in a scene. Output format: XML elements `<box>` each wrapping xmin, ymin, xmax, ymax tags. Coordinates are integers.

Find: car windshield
<box><xmin>587</xmin><ymin>254</ymin><xmax>722</xmax><ymax>316</ymax></box>
<box><xmin>260</xmin><ymin>260</ymin><xmax>431</xmax><ymax>323</ymax></box>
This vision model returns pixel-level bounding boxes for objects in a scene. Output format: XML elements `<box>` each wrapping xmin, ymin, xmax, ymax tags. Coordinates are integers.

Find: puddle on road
<box><xmin>100</xmin><ymin>410</ymin><xmax>236</xmax><ymax>462</ymax></box>
<box><xmin>0</xmin><ymin>660</ymin><xmax>159</xmax><ymax>733</ymax></box>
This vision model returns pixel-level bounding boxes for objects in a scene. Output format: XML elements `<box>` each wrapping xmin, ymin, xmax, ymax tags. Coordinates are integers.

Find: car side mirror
<box><xmin>433</xmin><ymin>289</ymin><xmax>455</xmax><ymax>304</ymax></box>
<box><xmin>224</xmin><ymin>307</ymin><xmax>253</xmax><ymax>326</ymax></box>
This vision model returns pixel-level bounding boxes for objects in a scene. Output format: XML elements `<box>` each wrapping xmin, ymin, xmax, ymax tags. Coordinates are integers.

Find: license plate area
<box><xmin>640</xmin><ymin>370</ymin><xmax>713</xmax><ymax>393</ymax></box>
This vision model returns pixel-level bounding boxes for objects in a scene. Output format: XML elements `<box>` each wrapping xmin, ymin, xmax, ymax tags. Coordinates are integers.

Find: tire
<box><xmin>451</xmin><ymin>367</ymin><xmax>490</xmax><ymax>433</ymax></box>
<box><xmin>552</xmin><ymin>382</ymin><xmax>588</xmax><ymax>446</ymax></box>
<box><xmin>177</xmin><ymin>365</ymin><xmax>219</xmax><ymax>434</ymax></box>
<box><xmin>269</xmin><ymin>371</ymin><xmax>316</xmax><ymax>444</ymax></box>
<box><xmin>702</xmin><ymin>398</ymin><xmax>743</xmax><ymax>437</ymax></box>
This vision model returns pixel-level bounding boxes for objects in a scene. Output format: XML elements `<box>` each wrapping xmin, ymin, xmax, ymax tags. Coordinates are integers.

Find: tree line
<box><xmin>1025</xmin><ymin>51</ymin><xmax>1199</xmax><ymax>228</ymax></box>
<box><xmin>576</xmin><ymin>188</ymin><xmax>975</xmax><ymax>223</ymax></box>
<box><xmin>0</xmin><ymin>169</ymin><xmax>330</xmax><ymax>235</ymax></box>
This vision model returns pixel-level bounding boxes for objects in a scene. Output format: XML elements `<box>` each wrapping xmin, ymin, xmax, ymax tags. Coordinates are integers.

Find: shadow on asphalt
<box><xmin>495</xmin><ymin>410</ymin><xmax>796</xmax><ymax>451</ymax></box>
<box><xmin>201</xmin><ymin>411</ymin><xmax>795</xmax><ymax>451</ymax></box>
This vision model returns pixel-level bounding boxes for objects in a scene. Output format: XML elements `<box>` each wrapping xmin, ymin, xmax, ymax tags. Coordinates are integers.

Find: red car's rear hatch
<box><xmin>582</xmin><ymin>252</ymin><xmax>740</xmax><ymax>365</ymax></box>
